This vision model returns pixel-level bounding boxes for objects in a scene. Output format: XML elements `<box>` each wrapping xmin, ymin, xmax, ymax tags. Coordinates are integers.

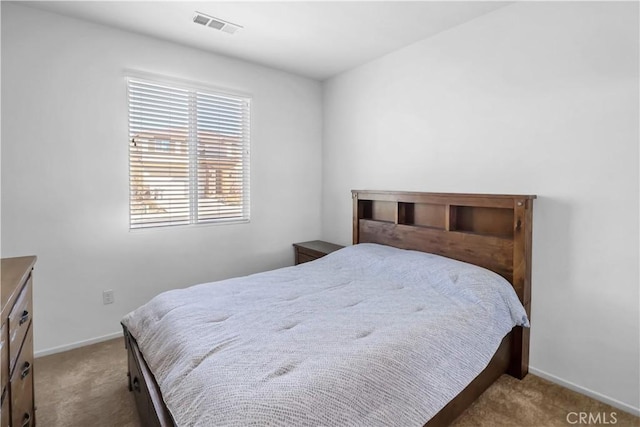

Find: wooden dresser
<box><xmin>1</xmin><ymin>256</ymin><xmax>36</xmax><ymax>427</ymax></box>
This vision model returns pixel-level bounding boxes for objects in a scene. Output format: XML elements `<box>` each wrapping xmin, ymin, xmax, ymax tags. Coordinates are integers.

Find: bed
<box><xmin>122</xmin><ymin>190</ymin><xmax>535</xmax><ymax>426</ymax></box>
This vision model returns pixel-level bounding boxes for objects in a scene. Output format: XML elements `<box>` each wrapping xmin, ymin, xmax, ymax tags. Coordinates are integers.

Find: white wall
<box><xmin>1</xmin><ymin>3</ymin><xmax>323</xmax><ymax>354</ymax></box>
<box><xmin>323</xmin><ymin>1</ymin><xmax>639</xmax><ymax>414</ymax></box>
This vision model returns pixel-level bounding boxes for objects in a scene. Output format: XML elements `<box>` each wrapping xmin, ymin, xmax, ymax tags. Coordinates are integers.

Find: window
<box><xmin>127</xmin><ymin>77</ymin><xmax>250</xmax><ymax>229</ymax></box>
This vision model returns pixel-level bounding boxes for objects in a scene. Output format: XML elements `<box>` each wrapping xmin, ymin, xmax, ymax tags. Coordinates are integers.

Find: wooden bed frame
<box><xmin>123</xmin><ymin>190</ymin><xmax>535</xmax><ymax>427</ymax></box>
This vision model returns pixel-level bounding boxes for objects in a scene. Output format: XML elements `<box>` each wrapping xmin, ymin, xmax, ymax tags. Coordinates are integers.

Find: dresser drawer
<box><xmin>0</xmin><ymin>322</ymin><xmax>7</xmax><ymax>395</ymax></box>
<box><xmin>10</xmin><ymin>327</ymin><xmax>33</xmax><ymax>427</ymax></box>
<box><xmin>296</xmin><ymin>252</ymin><xmax>317</xmax><ymax>264</ymax></box>
<box><xmin>296</xmin><ymin>246</ymin><xmax>325</xmax><ymax>260</ymax></box>
<box><xmin>0</xmin><ymin>388</ymin><xmax>9</xmax><ymax>427</ymax></box>
<box><xmin>293</xmin><ymin>241</ymin><xmax>344</xmax><ymax>265</ymax></box>
<box><xmin>8</xmin><ymin>277</ymin><xmax>32</xmax><ymax>373</ymax></box>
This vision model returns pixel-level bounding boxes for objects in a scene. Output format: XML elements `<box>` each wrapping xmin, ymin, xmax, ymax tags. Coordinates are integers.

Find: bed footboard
<box><xmin>123</xmin><ymin>324</ymin><xmax>175</xmax><ymax>427</ymax></box>
<box><xmin>122</xmin><ymin>323</ymin><xmax>514</xmax><ymax>427</ymax></box>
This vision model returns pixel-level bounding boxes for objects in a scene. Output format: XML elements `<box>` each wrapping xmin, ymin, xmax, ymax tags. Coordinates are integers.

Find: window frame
<box><xmin>126</xmin><ymin>72</ymin><xmax>251</xmax><ymax>230</ymax></box>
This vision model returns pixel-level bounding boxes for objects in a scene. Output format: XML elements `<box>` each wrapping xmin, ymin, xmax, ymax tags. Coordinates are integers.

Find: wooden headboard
<box><xmin>352</xmin><ymin>190</ymin><xmax>535</xmax><ymax>378</ymax></box>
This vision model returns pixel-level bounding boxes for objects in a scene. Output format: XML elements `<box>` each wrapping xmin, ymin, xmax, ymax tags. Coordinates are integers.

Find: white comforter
<box><xmin>122</xmin><ymin>243</ymin><xmax>529</xmax><ymax>427</ymax></box>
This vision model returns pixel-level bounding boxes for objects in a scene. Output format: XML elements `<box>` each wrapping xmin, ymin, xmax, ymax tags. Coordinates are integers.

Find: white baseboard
<box><xmin>34</xmin><ymin>331</ymin><xmax>123</xmax><ymax>358</ymax></box>
<box><xmin>529</xmin><ymin>366</ymin><xmax>640</xmax><ymax>417</ymax></box>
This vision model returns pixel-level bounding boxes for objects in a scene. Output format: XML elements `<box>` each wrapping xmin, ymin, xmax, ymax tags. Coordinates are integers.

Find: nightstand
<box><xmin>293</xmin><ymin>240</ymin><xmax>344</xmax><ymax>265</ymax></box>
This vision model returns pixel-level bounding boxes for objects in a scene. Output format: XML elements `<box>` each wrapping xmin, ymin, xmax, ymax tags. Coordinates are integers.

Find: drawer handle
<box><xmin>21</xmin><ymin>413</ymin><xmax>31</xmax><ymax>427</ymax></box>
<box><xmin>19</xmin><ymin>310</ymin><xmax>30</xmax><ymax>326</ymax></box>
<box><xmin>132</xmin><ymin>377</ymin><xmax>140</xmax><ymax>392</ymax></box>
<box><xmin>20</xmin><ymin>362</ymin><xmax>31</xmax><ymax>379</ymax></box>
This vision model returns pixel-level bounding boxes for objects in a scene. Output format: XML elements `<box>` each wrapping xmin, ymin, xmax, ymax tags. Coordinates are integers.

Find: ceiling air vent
<box><xmin>193</xmin><ymin>12</ymin><xmax>242</xmax><ymax>35</ymax></box>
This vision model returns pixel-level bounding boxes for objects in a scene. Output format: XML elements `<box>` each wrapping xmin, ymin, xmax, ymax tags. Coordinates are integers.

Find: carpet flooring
<box><xmin>35</xmin><ymin>338</ymin><xmax>639</xmax><ymax>427</ymax></box>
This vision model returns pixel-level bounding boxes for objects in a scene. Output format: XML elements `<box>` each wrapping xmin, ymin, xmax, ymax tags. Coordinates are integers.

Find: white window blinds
<box><xmin>128</xmin><ymin>77</ymin><xmax>250</xmax><ymax>229</ymax></box>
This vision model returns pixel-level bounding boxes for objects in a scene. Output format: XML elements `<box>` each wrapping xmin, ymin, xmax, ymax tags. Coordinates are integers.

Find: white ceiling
<box><xmin>21</xmin><ymin>1</ymin><xmax>510</xmax><ymax>81</ymax></box>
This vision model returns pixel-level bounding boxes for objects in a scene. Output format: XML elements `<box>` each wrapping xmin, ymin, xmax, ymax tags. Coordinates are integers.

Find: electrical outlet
<box><xmin>103</xmin><ymin>289</ymin><xmax>115</xmax><ymax>305</ymax></box>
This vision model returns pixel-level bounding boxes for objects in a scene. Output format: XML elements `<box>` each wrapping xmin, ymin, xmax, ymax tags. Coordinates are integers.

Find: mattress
<box><xmin>122</xmin><ymin>243</ymin><xmax>529</xmax><ymax>426</ymax></box>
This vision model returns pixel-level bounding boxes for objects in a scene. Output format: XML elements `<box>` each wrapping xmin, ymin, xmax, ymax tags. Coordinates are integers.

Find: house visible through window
<box><xmin>127</xmin><ymin>77</ymin><xmax>250</xmax><ymax>229</ymax></box>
